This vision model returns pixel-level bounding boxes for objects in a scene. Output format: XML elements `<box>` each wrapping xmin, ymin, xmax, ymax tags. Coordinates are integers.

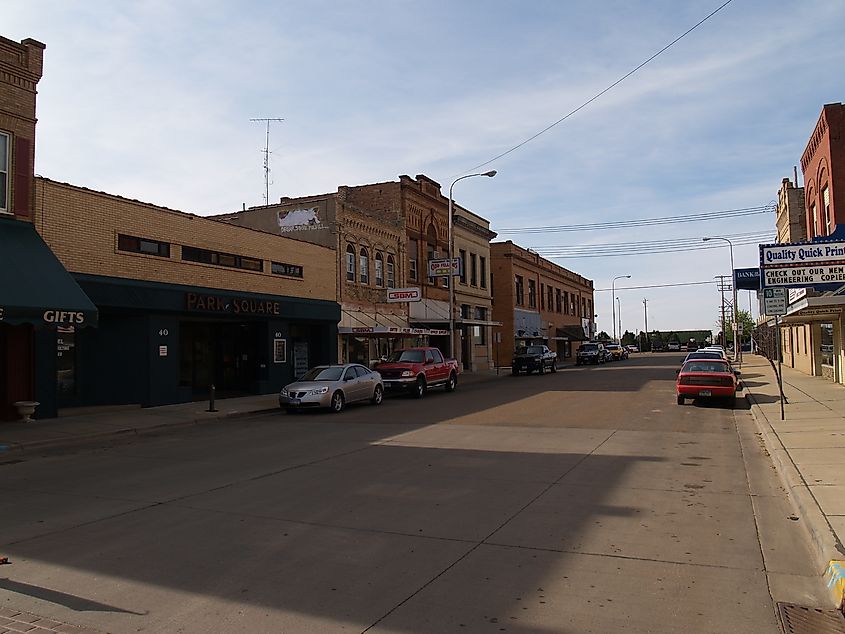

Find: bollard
<box><xmin>207</xmin><ymin>383</ymin><xmax>218</xmax><ymax>412</ymax></box>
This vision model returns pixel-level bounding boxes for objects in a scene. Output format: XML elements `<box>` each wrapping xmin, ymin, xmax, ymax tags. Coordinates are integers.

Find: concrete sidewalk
<box><xmin>741</xmin><ymin>354</ymin><xmax>845</xmax><ymax>607</ymax></box>
<box><xmin>0</xmin><ymin>368</ymin><xmax>513</xmax><ymax>462</ymax></box>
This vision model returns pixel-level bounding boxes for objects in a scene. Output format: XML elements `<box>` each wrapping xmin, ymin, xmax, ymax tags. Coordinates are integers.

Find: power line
<box><xmin>463</xmin><ymin>0</ymin><xmax>735</xmax><ymax>173</ymax></box>
<box><xmin>595</xmin><ymin>280</ymin><xmax>718</xmax><ymax>292</ymax></box>
<box><xmin>496</xmin><ymin>204</ymin><xmax>773</xmax><ymax>234</ymax></box>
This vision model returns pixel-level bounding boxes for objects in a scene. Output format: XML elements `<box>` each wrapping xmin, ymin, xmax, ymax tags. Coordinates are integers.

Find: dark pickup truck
<box><xmin>512</xmin><ymin>345</ymin><xmax>557</xmax><ymax>375</ymax></box>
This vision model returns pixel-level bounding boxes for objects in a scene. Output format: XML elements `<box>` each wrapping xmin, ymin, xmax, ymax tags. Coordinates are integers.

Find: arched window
<box><xmin>359</xmin><ymin>248</ymin><xmax>369</xmax><ymax>284</ymax></box>
<box><xmin>375</xmin><ymin>252</ymin><xmax>384</xmax><ymax>287</ymax></box>
<box><xmin>387</xmin><ymin>255</ymin><xmax>396</xmax><ymax>288</ymax></box>
<box><xmin>345</xmin><ymin>244</ymin><xmax>355</xmax><ymax>282</ymax></box>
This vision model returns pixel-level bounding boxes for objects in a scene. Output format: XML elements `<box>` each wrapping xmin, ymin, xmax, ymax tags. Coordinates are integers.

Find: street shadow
<box><xmin>0</xmin><ymin>578</ymin><xmax>146</xmax><ymax>614</ymax></box>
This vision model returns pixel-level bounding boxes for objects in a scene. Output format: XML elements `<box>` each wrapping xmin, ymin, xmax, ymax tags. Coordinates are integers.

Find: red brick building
<box><xmin>801</xmin><ymin>103</ymin><xmax>844</xmax><ymax>239</ymax></box>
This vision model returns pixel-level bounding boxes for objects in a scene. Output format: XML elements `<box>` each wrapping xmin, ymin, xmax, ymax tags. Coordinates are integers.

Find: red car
<box><xmin>676</xmin><ymin>359</ymin><xmax>738</xmax><ymax>405</ymax></box>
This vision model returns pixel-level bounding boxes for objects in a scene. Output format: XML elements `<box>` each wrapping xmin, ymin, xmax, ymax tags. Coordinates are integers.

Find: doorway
<box><xmin>180</xmin><ymin>321</ymin><xmax>260</xmax><ymax>398</ymax></box>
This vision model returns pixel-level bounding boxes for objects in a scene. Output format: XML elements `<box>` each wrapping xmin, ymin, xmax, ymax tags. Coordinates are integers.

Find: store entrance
<box><xmin>180</xmin><ymin>321</ymin><xmax>261</xmax><ymax>398</ymax></box>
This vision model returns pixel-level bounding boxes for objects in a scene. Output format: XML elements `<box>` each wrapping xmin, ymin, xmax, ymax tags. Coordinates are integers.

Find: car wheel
<box><xmin>371</xmin><ymin>384</ymin><xmax>384</xmax><ymax>405</ymax></box>
<box><xmin>511</xmin><ymin>368</ymin><xmax>519</xmax><ymax>375</ymax></box>
<box><xmin>551</xmin><ymin>362</ymin><xmax>557</xmax><ymax>373</ymax></box>
<box><xmin>445</xmin><ymin>372</ymin><xmax>457</xmax><ymax>392</ymax></box>
<box><xmin>412</xmin><ymin>376</ymin><xmax>426</xmax><ymax>398</ymax></box>
<box><xmin>538</xmin><ymin>363</ymin><xmax>545</xmax><ymax>375</ymax></box>
<box><xmin>676</xmin><ymin>395</ymin><xmax>684</xmax><ymax>405</ymax></box>
<box><xmin>330</xmin><ymin>391</ymin><xmax>345</xmax><ymax>413</ymax></box>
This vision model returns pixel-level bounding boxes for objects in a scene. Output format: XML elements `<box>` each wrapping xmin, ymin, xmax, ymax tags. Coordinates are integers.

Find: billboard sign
<box><xmin>760</xmin><ymin>241</ymin><xmax>845</xmax><ymax>288</ymax></box>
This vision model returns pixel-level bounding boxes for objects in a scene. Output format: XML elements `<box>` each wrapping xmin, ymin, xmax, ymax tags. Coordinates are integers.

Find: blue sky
<box><xmin>7</xmin><ymin>0</ymin><xmax>845</xmax><ymax>335</ymax></box>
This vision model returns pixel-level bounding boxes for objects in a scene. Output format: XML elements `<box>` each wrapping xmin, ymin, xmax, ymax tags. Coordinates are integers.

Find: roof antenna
<box><xmin>250</xmin><ymin>117</ymin><xmax>284</xmax><ymax>206</ymax></box>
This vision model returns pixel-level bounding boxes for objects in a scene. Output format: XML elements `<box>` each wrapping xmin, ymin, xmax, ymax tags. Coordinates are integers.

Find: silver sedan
<box><xmin>279</xmin><ymin>363</ymin><xmax>384</xmax><ymax>413</ymax></box>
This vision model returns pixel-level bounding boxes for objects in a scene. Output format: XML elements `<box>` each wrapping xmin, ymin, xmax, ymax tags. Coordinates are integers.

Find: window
<box><xmin>425</xmin><ymin>350</ymin><xmax>434</xmax><ymax>364</ymax></box>
<box><xmin>528</xmin><ymin>279</ymin><xmax>537</xmax><ymax>308</ymax></box>
<box><xmin>540</xmin><ymin>283</ymin><xmax>545</xmax><ymax>310</ymax></box>
<box><xmin>359</xmin><ymin>248</ymin><xmax>369</xmax><ymax>284</ymax></box>
<box><xmin>459</xmin><ymin>249</ymin><xmax>467</xmax><ymax>284</ymax></box>
<box><xmin>581</xmin><ymin>297</ymin><xmax>586</xmax><ymax>317</ymax></box>
<box><xmin>345</xmin><ymin>244</ymin><xmax>355</xmax><ymax>281</ymax></box>
<box><xmin>387</xmin><ymin>255</ymin><xmax>395</xmax><ymax>288</ymax></box>
<box><xmin>823</xmin><ymin>186</ymin><xmax>832</xmax><ymax>234</ymax></box>
<box><xmin>409</xmin><ymin>239</ymin><xmax>418</xmax><ymax>281</ymax></box>
<box><xmin>431</xmin><ymin>348</ymin><xmax>444</xmax><ymax>363</ymax></box>
<box><xmin>556</xmin><ymin>289</ymin><xmax>562</xmax><ymax>313</ymax></box>
<box><xmin>548</xmin><ymin>287</ymin><xmax>554</xmax><ymax>313</ymax></box>
<box><xmin>181</xmin><ymin>246</ymin><xmax>262</xmax><ymax>271</ymax></box>
<box><xmin>427</xmin><ymin>247</ymin><xmax>437</xmax><ymax>285</ymax></box>
<box><xmin>563</xmin><ymin>291</ymin><xmax>569</xmax><ymax>314</ymax></box>
<box><xmin>811</xmin><ymin>203</ymin><xmax>818</xmax><ymax>239</ymax></box>
<box><xmin>470</xmin><ymin>253</ymin><xmax>478</xmax><ymax>286</ymax></box>
<box><xmin>473</xmin><ymin>307</ymin><xmax>487</xmax><ymax>344</ymax></box>
<box><xmin>480</xmin><ymin>256</ymin><xmax>487</xmax><ymax>289</ymax></box>
<box><xmin>587</xmin><ymin>299</ymin><xmax>593</xmax><ymax>319</ymax></box>
<box><xmin>0</xmin><ymin>132</ymin><xmax>8</xmax><ymax>213</ymax></box>
<box><xmin>375</xmin><ymin>252</ymin><xmax>384</xmax><ymax>287</ymax></box>
<box><xmin>271</xmin><ymin>261</ymin><xmax>304</xmax><ymax>278</ymax></box>
<box><xmin>118</xmin><ymin>234</ymin><xmax>170</xmax><ymax>258</ymax></box>
<box><xmin>515</xmin><ymin>275</ymin><xmax>524</xmax><ymax>305</ymax></box>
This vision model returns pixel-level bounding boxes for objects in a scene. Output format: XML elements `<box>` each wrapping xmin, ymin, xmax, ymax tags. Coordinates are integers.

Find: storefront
<box><xmin>780</xmin><ymin>297</ymin><xmax>845</xmax><ymax>384</ymax></box>
<box><xmin>339</xmin><ymin>325</ymin><xmax>449</xmax><ymax>368</ymax></box>
<box><xmin>551</xmin><ymin>325</ymin><xmax>589</xmax><ymax>360</ymax></box>
<box><xmin>0</xmin><ymin>218</ymin><xmax>98</xmax><ymax>420</ymax></box>
<box><xmin>56</xmin><ymin>274</ymin><xmax>339</xmax><ymax>408</ymax></box>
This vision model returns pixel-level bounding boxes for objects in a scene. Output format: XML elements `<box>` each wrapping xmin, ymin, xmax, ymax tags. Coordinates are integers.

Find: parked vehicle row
<box><xmin>675</xmin><ymin>345</ymin><xmax>741</xmax><ymax>407</ymax></box>
<box><xmin>576</xmin><ymin>341</ymin><xmax>635</xmax><ymax>365</ymax></box>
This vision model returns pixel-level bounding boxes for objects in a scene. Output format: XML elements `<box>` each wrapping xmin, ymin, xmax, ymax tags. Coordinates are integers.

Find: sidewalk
<box><xmin>0</xmin><ymin>368</ymin><xmax>510</xmax><ymax>463</ymax></box>
<box><xmin>741</xmin><ymin>354</ymin><xmax>845</xmax><ymax>607</ymax></box>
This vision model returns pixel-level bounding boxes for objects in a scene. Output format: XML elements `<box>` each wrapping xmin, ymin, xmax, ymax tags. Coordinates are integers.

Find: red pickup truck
<box><xmin>375</xmin><ymin>347</ymin><xmax>459</xmax><ymax>398</ymax></box>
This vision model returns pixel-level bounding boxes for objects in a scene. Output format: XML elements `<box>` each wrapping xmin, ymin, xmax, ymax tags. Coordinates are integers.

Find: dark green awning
<box><xmin>553</xmin><ymin>325</ymin><xmax>589</xmax><ymax>341</ymax></box>
<box><xmin>0</xmin><ymin>218</ymin><xmax>98</xmax><ymax>327</ymax></box>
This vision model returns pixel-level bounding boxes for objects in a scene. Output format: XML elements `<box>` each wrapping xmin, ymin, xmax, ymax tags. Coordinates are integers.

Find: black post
<box><xmin>776</xmin><ymin>316</ymin><xmax>785</xmax><ymax>421</ymax></box>
<box><xmin>207</xmin><ymin>383</ymin><xmax>218</xmax><ymax>412</ymax></box>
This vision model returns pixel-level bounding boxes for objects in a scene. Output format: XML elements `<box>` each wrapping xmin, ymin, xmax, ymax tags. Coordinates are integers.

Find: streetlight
<box><xmin>703</xmin><ymin>237</ymin><xmax>739</xmax><ymax>364</ymax></box>
<box><xmin>611</xmin><ymin>275</ymin><xmax>631</xmax><ymax>343</ymax></box>
<box><xmin>448</xmin><ymin>170</ymin><xmax>497</xmax><ymax>360</ymax></box>
<box><xmin>616</xmin><ymin>296</ymin><xmax>622</xmax><ymax>343</ymax></box>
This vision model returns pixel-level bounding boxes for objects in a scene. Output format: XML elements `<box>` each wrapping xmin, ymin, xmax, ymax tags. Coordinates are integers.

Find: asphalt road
<box><xmin>0</xmin><ymin>353</ymin><xmax>829</xmax><ymax>633</ymax></box>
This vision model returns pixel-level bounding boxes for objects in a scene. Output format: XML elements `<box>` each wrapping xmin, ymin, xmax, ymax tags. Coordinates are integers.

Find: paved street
<box><xmin>0</xmin><ymin>353</ymin><xmax>830</xmax><ymax>633</ymax></box>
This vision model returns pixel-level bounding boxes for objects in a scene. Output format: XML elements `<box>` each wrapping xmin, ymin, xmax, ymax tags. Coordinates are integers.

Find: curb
<box><xmin>743</xmin><ymin>380</ymin><xmax>845</xmax><ymax>609</ymax></box>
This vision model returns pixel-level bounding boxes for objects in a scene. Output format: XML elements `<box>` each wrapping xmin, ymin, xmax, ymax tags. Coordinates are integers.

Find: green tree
<box><xmin>596</xmin><ymin>331</ymin><xmax>610</xmax><ymax>341</ymax></box>
<box><xmin>621</xmin><ymin>330</ymin><xmax>636</xmax><ymax>346</ymax></box>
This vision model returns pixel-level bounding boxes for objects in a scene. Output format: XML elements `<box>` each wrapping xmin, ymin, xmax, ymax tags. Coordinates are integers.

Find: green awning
<box><xmin>0</xmin><ymin>218</ymin><xmax>98</xmax><ymax>327</ymax></box>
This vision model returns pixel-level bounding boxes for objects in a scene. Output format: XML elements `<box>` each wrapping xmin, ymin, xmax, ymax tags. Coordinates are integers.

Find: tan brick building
<box><xmin>490</xmin><ymin>241</ymin><xmax>595</xmax><ymax>366</ymax></box>
<box><xmin>217</xmin><ymin>174</ymin><xmax>498</xmax><ymax>371</ymax></box>
<box><xmin>34</xmin><ymin>177</ymin><xmax>339</xmax><ymax>409</ymax></box>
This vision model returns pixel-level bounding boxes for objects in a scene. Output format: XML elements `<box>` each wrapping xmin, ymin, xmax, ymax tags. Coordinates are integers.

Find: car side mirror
<box><xmin>675</xmin><ymin>369</ymin><xmax>680</xmax><ymax>375</ymax></box>
<box><xmin>733</xmin><ymin>370</ymin><xmax>740</xmax><ymax>376</ymax></box>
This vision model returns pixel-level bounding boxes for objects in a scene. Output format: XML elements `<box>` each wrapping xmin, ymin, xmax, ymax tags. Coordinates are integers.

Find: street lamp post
<box><xmin>703</xmin><ymin>237</ymin><xmax>739</xmax><ymax>364</ymax></box>
<box><xmin>616</xmin><ymin>296</ymin><xmax>622</xmax><ymax>343</ymax></box>
<box><xmin>448</xmin><ymin>170</ymin><xmax>497</xmax><ymax>360</ymax></box>
<box><xmin>611</xmin><ymin>275</ymin><xmax>631</xmax><ymax>343</ymax></box>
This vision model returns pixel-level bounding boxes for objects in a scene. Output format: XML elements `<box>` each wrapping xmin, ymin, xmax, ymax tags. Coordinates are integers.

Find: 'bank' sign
<box><xmin>733</xmin><ymin>268</ymin><xmax>760</xmax><ymax>291</ymax></box>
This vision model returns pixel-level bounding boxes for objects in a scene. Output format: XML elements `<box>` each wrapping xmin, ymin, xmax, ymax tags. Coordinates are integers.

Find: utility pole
<box><xmin>250</xmin><ymin>117</ymin><xmax>285</xmax><ymax>206</ymax></box>
<box><xmin>716</xmin><ymin>275</ymin><xmax>732</xmax><ymax>349</ymax></box>
<box><xmin>643</xmin><ymin>298</ymin><xmax>648</xmax><ymax>351</ymax></box>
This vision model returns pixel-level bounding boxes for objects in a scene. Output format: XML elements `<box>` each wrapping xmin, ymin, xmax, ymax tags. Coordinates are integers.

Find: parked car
<box><xmin>676</xmin><ymin>359</ymin><xmax>739</xmax><ymax>406</ymax></box>
<box><xmin>651</xmin><ymin>341</ymin><xmax>666</xmax><ymax>352</ymax></box>
<box><xmin>605</xmin><ymin>343</ymin><xmax>628</xmax><ymax>360</ymax></box>
<box><xmin>374</xmin><ymin>347</ymin><xmax>459</xmax><ymax>398</ymax></box>
<box><xmin>699</xmin><ymin>346</ymin><xmax>729</xmax><ymax>361</ymax></box>
<box><xmin>626</xmin><ymin>345</ymin><xmax>639</xmax><ymax>353</ymax></box>
<box><xmin>512</xmin><ymin>345</ymin><xmax>557</xmax><ymax>375</ymax></box>
<box><xmin>681</xmin><ymin>350</ymin><xmax>727</xmax><ymax>367</ymax></box>
<box><xmin>576</xmin><ymin>342</ymin><xmax>606</xmax><ymax>365</ymax></box>
<box><xmin>667</xmin><ymin>341</ymin><xmax>681</xmax><ymax>352</ymax></box>
<box><xmin>279</xmin><ymin>363</ymin><xmax>384</xmax><ymax>413</ymax></box>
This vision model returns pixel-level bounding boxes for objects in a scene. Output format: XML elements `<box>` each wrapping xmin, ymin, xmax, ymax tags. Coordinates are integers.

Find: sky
<box><xmin>7</xmin><ymin>0</ymin><xmax>845</xmax><ymax>336</ymax></box>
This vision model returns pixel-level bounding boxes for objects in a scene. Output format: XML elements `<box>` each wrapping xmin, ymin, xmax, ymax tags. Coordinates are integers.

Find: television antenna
<box><xmin>250</xmin><ymin>117</ymin><xmax>284</xmax><ymax>206</ymax></box>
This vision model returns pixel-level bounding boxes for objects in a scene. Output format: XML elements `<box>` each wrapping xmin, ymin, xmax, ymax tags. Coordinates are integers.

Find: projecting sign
<box><xmin>734</xmin><ymin>268</ymin><xmax>761</xmax><ymax>291</ymax></box>
<box><xmin>428</xmin><ymin>258</ymin><xmax>462</xmax><ymax>278</ymax></box>
<box><xmin>386</xmin><ymin>287</ymin><xmax>421</xmax><ymax>303</ymax></box>
<box><xmin>760</xmin><ymin>240</ymin><xmax>845</xmax><ymax>288</ymax></box>
<box><xmin>762</xmin><ymin>288</ymin><xmax>787</xmax><ymax>316</ymax></box>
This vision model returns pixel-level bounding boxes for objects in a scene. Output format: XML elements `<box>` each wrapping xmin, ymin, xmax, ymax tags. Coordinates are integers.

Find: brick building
<box><xmin>490</xmin><ymin>241</ymin><xmax>594</xmax><ymax>366</ymax></box>
<box><xmin>217</xmin><ymin>174</ymin><xmax>498</xmax><ymax>371</ymax></box>
<box><xmin>0</xmin><ymin>36</ymin><xmax>99</xmax><ymax>420</ymax></box>
<box><xmin>34</xmin><ymin>178</ymin><xmax>339</xmax><ymax>409</ymax></box>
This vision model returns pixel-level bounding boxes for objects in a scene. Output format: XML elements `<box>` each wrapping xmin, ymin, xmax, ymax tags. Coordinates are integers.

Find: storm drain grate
<box><xmin>778</xmin><ymin>602</ymin><xmax>845</xmax><ymax>634</ymax></box>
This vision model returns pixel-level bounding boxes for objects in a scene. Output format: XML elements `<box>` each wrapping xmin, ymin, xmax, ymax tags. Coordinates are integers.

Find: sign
<box><xmin>734</xmin><ymin>268</ymin><xmax>761</xmax><ymax>291</ymax></box>
<box><xmin>763</xmin><ymin>288</ymin><xmax>787</xmax><ymax>315</ymax></box>
<box><xmin>273</xmin><ymin>338</ymin><xmax>287</xmax><ymax>363</ymax></box>
<box><xmin>186</xmin><ymin>293</ymin><xmax>281</xmax><ymax>316</ymax></box>
<box><xmin>760</xmin><ymin>240</ymin><xmax>845</xmax><ymax>288</ymax></box>
<box><xmin>43</xmin><ymin>310</ymin><xmax>86</xmax><ymax>325</ymax></box>
<box><xmin>386</xmin><ymin>287</ymin><xmax>421</xmax><ymax>303</ymax></box>
<box><xmin>159</xmin><ymin>345</ymin><xmax>168</xmax><ymax>357</ymax></box>
<box><xmin>428</xmin><ymin>258</ymin><xmax>462</xmax><ymax>278</ymax></box>
<box><xmin>788</xmin><ymin>288</ymin><xmax>807</xmax><ymax>304</ymax></box>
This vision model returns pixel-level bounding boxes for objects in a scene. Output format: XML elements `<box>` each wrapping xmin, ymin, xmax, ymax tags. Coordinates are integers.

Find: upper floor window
<box><xmin>182</xmin><ymin>245</ymin><xmax>262</xmax><ymax>271</ymax></box>
<box><xmin>271</xmin><ymin>261</ymin><xmax>304</xmax><ymax>278</ymax></box>
<box><xmin>470</xmin><ymin>253</ymin><xmax>478</xmax><ymax>286</ymax></box>
<box><xmin>118</xmin><ymin>234</ymin><xmax>170</xmax><ymax>258</ymax></box>
<box><xmin>375</xmin><ymin>252</ymin><xmax>384</xmax><ymax>287</ymax></box>
<box><xmin>528</xmin><ymin>279</ymin><xmax>537</xmax><ymax>308</ymax></box>
<box><xmin>548</xmin><ymin>286</ymin><xmax>554</xmax><ymax>312</ymax></box>
<box><xmin>387</xmin><ymin>255</ymin><xmax>396</xmax><ymax>288</ymax></box>
<box><xmin>345</xmin><ymin>244</ymin><xmax>355</xmax><ymax>281</ymax></box>
<box><xmin>811</xmin><ymin>203</ymin><xmax>818</xmax><ymax>239</ymax></box>
<box><xmin>459</xmin><ymin>249</ymin><xmax>467</xmax><ymax>284</ymax></box>
<box><xmin>556</xmin><ymin>288</ymin><xmax>562</xmax><ymax>313</ymax></box>
<box><xmin>0</xmin><ymin>132</ymin><xmax>8</xmax><ymax>213</ymax></box>
<box><xmin>480</xmin><ymin>256</ymin><xmax>487</xmax><ymax>289</ymax></box>
<box><xmin>409</xmin><ymin>239</ymin><xmax>418</xmax><ymax>281</ymax></box>
<box><xmin>823</xmin><ymin>186</ymin><xmax>832</xmax><ymax>235</ymax></box>
<box><xmin>359</xmin><ymin>248</ymin><xmax>369</xmax><ymax>284</ymax></box>
<box><xmin>540</xmin><ymin>283</ymin><xmax>545</xmax><ymax>310</ymax></box>
<box><xmin>515</xmin><ymin>275</ymin><xmax>524</xmax><ymax>306</ymax></box>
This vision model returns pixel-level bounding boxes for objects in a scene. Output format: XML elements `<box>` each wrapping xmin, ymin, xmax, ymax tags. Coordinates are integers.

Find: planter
<box><xmin>13</xmin><ymin>400</ymin><xmax>40</xmax><ymax>422</ymax></box>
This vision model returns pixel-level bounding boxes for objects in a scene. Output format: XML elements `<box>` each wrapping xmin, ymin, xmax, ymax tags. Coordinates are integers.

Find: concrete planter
<box><xmin>13</xmin><ymin>401</ymin><xmax>40</xmax><ymax>422</ymax></box>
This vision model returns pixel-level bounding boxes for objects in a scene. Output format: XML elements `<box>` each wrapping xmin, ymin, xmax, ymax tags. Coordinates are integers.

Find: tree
<box><xmin>715</xmin><ymin>309</ymin><xmax>755</xmax><ymax>345</ymax></box>
<box><xmin>596</xmin><ymin>331</ymin><xmax>610</xmax><ymax>341</ymax></box>
<box><xmin>621</xmin><ymin>330</ymin><xmax>636</xmax><ymax>346</ymax></box>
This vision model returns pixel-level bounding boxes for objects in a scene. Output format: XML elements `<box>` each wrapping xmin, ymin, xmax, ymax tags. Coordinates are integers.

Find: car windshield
<box><xmin>300</xmin><ymin>366</ymin><xmax>344</xmax><ymax>381</ymax></box>
<box><xmin>385</xmin><ymin>349</ymin><xmax>425</xmax><ymax>363</ymax></box>
<box><xmin>581</xmin><ymin>344</ymin><xmax>599</xmax><ymax>352</ymax></box>
<box><xmin>686</xmin><ymin>352</ymin><xmax>721</xmax><ymax>361</ymax></box>
<box><xmin>682</xmin><ymin>361</ymin><xmax>730</xmax><ymax>374</ymax></box>
<box><xmin>517</xmin><ymin>346</ymin><xmax>545</xmax><ymax>355</ymax></box>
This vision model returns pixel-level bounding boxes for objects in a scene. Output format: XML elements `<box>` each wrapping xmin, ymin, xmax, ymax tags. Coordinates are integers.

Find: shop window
<box><xmin>0</xmin><ymin>132</ymin><xmax>8</xmax><ymax>213</ymax></box>
<box><xmin>473</xmin><ymin>307</ymin><xmax>487</xmax><ymax>344</ymax></box>
<box><xmin>459</xmin><ymin>249</ymin><xmax>467</xmax><ymax>284</ymax></box>
<box><xmin>118</xmin><ymin>234</ymin><xmax>170</xmax><ymax>258</ymax></box>
<box><xmin>375</xmin><ymin>252</ymin><xmax>384</xmax><ymax>287</ymax></box>
<box><xmin>470</xmin><ymin>253</ymin><xmax>477</xmax><ymax>286</ymax></box>
<box><xmin>271</xmin><ymin>261</ymin><xmax>304</xmax><ymax>278</ymax></box>
<box><xmin>821</xmin><ymin>322</ymin><xmax>834</xmax><ymax>367</ymax></box>
<box><xmin>528</xmin><ymin>279</ymin><xmax>536</xmax><ymax>308</ymax></box>
<box><xmin>823</xmin><ymin>185</ymin><xmax>832</xmax><ymax>235</ymax></box>
<box><xmin>461</xmin><ymin>304</ymin><xmax>470</xmax><ymax>319</ymax></box>
<box><xmin>480</xmin><ymin>256</ymin><xmax>487</xmax><ymax>289</ymax></box>
<box><xmin>515</xmin><ymin>275</ymin><xmax>524</xmax><ymax>306</ymax></box>
<box><xmin>359</xmin><ymin>248</ymin><xmax>369</xmax><ymax>284</ymax></box>
<box><xmin>387</xmin><ymin>255</ymin><xmax>396</xmax><ymax>288</ymax></box>
<box><xmin>409</xmin><ymin>239</ymin><xmax>418</xmax><ymax>281</ymax></box>
<box><xmin>345</xmin><ymin>244</ymin><xmax>355</xmax><ymax>281</ymax></box>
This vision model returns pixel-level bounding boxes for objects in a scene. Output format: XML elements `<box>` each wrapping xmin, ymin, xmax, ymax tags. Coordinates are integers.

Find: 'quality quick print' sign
<box><xmin>760</xmin><ymin>240</ymin><xmax>845</xmax><ymax>288</ymax></box>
